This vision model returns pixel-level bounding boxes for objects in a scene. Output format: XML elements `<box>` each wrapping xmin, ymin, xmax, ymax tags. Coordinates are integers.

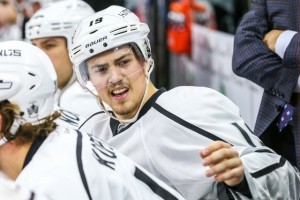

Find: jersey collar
<box><xmin>110</xmin><ymin>87</ymin><xmax>166</xmax><ymax>136</ymax></box>
<box><xmin>22</xmin><ymin>136</ymin><xmax>47</xmax><ymax>169</ymax></box>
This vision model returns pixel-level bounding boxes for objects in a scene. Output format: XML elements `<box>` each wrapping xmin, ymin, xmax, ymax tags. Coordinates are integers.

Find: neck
<box><xmin>144</xmin><ymin>81</ymin><xmax>158</xmax><ymax>105</ymax></box>
<box><xmin>116</xmin><ymin>81</ymin><xmax>157</xmax><ymax>122</ymax></box>
<box><xmin>0</xmin><ymin>141</ymin><xmax>31</xmax><ymax>180</ymax></box>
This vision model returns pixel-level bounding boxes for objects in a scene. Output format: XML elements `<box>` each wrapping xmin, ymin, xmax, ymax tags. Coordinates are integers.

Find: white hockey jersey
<box><xmin>15</xmin><ymin>126</ymin><xmax>184</xmax><ymax>200</ymax></box>
<box><xmin>0</xmin><ymin>172</ymin><xmax>46</xmax><ymax>200</ymax></box>
<box><xmin>55</xmin><ymin>74</ymin><xmax>100</xmax><ymax>119</ymax></box>
<box><xmin>80</xmin><ymin>86</ymin><xmax>300</xmax><ymax>200</ymax></box>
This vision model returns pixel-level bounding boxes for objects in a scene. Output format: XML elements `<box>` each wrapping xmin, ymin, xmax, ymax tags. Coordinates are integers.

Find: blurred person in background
<box><xmin>0</xmin><ymin>0</ymin><xmax>22</xmax><ymax>41</ymax></box>
<box><xmin>233</xmin><ymin>0</ymin><xmax>300</xmax><ymax>169</ymax></box>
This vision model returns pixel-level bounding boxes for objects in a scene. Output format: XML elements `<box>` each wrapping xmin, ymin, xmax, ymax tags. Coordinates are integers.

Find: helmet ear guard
<box><xmin>146</xmin><ymin>59</ymin><xmax>154</xmax><ymax>77</ymax></box>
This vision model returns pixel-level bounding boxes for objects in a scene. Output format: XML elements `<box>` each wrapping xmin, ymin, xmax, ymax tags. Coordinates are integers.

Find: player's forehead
<box><xmin>86</xmin><ymin>44</ymin><xmax>134</xmax><ymax>66</ymax></box>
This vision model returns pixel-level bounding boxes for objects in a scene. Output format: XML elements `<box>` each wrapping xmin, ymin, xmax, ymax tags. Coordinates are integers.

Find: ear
<box><xmin>144</xmin><ymin>59</ymin><xmax>154</xmax><ymax>77</ymax></box>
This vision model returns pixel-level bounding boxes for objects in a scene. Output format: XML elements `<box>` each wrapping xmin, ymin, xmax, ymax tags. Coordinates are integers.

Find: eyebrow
<box><xmin>32</xmin><ymin>38</ymin><xmax>56</xmax><ymax>47</ymax></box>
<box><xmin>89</xmin><ymin>53</ymin><xmax>133</xmax><ymax>69</ymax></box>
<box><xmin>41</xmin><ymin>38</ymin><xmax>56</xmax><ymax>45</ymax></box>
<box><xmin>114</xmin><ymin>53</ymin><xmax>132</xmax><ymax>63</ymax></box>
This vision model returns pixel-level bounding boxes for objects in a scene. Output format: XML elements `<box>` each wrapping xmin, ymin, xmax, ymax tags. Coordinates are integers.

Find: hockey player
<box><xmin>70</xmin><ymin>5</ymin><xmax>300</xmax><ymax>200</ymax></box>
<box><xmin>0</xmin><ymin>40</ymin><xmax>185</xmax><ymax>200</ymax></box>
<box><xmin>25</xmin><ymin>0</ymin><xmax>100</xmax><ymax>120</ymax></box>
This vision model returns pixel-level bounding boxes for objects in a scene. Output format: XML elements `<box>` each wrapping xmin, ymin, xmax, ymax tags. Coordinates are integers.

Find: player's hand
<box><xmin>263</xmin><ymin>29</ymin><xmax>284</xmax><ymax>52</ymax></box>
<box><xmin>200</xmin><ymin>141</ymin><xmax>244</xmax><ymax>186</ymax></box>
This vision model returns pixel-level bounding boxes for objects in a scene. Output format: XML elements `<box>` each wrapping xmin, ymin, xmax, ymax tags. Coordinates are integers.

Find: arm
<box><xmin>264</xmin><ymin>29</ymin><xmax>300</xmax><ymax>66</ymax></box>
<box><xmin>201</xmin><ymin>141</ymin><xmax>244</xmax><ymax>187</ymax></box>
<box><xmin>264</xmin><ymin>30</ymin><xmax>300</xmax><ymax>92</ymax></box>
<box><xmin>232</xmin><ymin>3</ymin><xmax>299</xmax><ymax>102</ymax></box>
<box><xmin>201</xmin><ymin>140</ymin><xmax>300</xmax><ymax>199</ymax></box>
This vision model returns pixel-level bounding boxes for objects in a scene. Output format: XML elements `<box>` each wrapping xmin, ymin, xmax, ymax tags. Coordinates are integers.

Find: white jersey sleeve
<box><xmin>15</xmin><ymin>126</ymin><xmax>184</xmax><ymax>200</ymax></box>
<box><xmin>79</xmin><ymin>86</ymin><xmax>300</xmax><ymax>200</ymax></box>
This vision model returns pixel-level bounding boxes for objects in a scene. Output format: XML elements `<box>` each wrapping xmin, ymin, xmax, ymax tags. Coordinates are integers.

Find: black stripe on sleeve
<box><xmin>134</xmin><ymin>167</ymin><xmax>180</xmax><ymax>200</ymax></box>
<box><xmin>76</xmin><ymin>130</ymin><xmax>92</xmax><ymax>200</ymax></box>
<box><xmin>250</xmin><ymin>157</ymin><xmax>286</xmax><ymax>178</ymax></box>
<box><xmin>231</xmin><ymin>123</ymin><xmax>256</xmax><ymax>147</ymax></box>
<box><xmin>153</xmin><ymin>103</ymin><xmax>232</xmax><ymax>145</ymax></box>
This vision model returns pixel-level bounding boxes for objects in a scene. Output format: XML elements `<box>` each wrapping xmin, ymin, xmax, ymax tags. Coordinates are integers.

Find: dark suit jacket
<box><xmin>232</xmin><ymin>0</ymin><xmax>300</xmax><ymax>137</ymax></box>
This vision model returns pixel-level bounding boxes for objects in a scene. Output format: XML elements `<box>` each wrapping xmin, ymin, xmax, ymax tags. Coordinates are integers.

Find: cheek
<box><xmin>98</xmin><ymin>88</ymin><xmax>110</xmax><ymax>100</ymax></box>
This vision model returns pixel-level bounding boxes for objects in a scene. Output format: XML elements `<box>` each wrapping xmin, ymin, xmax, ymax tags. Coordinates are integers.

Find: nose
<box><xmin>108</xmin><ymin>66</ymin><xmax>123</xmax><ymax>84</ymax></box>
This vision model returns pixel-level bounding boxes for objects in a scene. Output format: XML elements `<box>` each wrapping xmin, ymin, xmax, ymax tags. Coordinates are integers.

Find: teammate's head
<box><xmin>26</xmin><ymin>0</ymin><xmax>95</xmax><ymax>50</ymax></box>
<box><xmin>70</xmin><ymin>5</ymin><xmax>155</xmax><ymax>123</ymax></box>
<box><xmin>0</xmin><ymin>41</ymin><xmax>59</xmax><ymax>145</ymax></box>
<box><xmin>25</xmin><ymin>0</ymin><xmax>95</xmax><ymax>89</ymax></box>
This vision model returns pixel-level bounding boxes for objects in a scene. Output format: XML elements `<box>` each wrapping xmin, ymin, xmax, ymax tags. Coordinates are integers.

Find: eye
<box><xmin>117</xmin><ymin>59</ymin><xmax>130</xmax><ymax>67</ymax></box>
<box><xmin>44</xmin><ymin>43</ymin><xmax>56</xmax><ymax>50</ymax></box>
<box><xmin>94</xmin><ymin>65</ymin><xmax>108</xmax><ymax>75</ymax></box>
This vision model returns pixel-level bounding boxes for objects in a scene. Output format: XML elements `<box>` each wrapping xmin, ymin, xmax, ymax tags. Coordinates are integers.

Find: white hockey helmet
<box><xmin>70</xmin><ymin>5</ymin><xmax>153</xmax><ymax>94</ymax></box>
<box><xmin>0</xmin><ymin>41</ymin><xmax>57</xmax><ymax>124</ymax></box>
<box><xmin>25</xmin><ymin>0</ymin><xmax>95</xmax><ymax>49</ymax></box>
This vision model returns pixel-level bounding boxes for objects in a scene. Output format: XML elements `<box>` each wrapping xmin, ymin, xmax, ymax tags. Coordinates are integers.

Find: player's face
<box><xmin>31</xmin><ymin>37</ymin><xmax>73</xmax><ymax>89</ymax></box>
<box><xmin>86</xmin><ymin>46</ymin><xmax>147</xmax><ymax>120</ymax></box>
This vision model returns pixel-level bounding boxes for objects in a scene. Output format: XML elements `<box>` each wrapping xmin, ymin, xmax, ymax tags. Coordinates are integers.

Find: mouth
<box><xmin>111</xmin><ymin>86</ymin><xmax>129</xmax><ymax>101</ymax></box>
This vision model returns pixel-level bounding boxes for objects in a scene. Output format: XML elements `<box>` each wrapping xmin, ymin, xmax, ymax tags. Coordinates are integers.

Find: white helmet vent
<box><xmin>0</xmin><ymin>80</ymin><xmax>12</xmax><ymax>89</ymax></box>
<box><xmin>110</xmin><ymin>24</ymin><xmax>139</xmax><ymax>36</ymax></box>
<box><xmin>72</xmin><ymin>45</ymin><xmax>81</xmax><ymax>55</ymax></box>
<box><xmin>28</xmin><ymin>72</ymin><xmax>37</xmax><ymax>90</ymax></box>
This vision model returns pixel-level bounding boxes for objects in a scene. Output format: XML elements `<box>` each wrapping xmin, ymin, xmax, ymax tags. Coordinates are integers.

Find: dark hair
<box><xmin>0</xmin><ymin>100</ymin><xmax>60</xmax><ymax>144</ymax></box>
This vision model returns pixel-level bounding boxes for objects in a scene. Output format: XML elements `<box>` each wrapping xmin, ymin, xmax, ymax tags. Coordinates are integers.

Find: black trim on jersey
<box><xmin>250</xmin><ymin>157</ymin><xmax>286</xmax><ymax>178</ymax></box>
<box><xmin>78</xmin><ymin>111</ymin><xmax>107</xmax><ymax>130</ymax></box>
<box><xmin>29</xmin><ymin>192</ymin><xmax>35</xmax><ymax>200</ymax></box>
<box><xmin>230</xmin><ymin>190</ymin><xmax>243</xmax><ymax>200</ymax></box>
<box><xmin>110</xmin><ymin>88</ymin><xmax>167</xmax><ymax>136</ymax></box>
<box><xmin>226</xmin><ymin>178</ymin><xmax>252</xmax><ymax>198</ymax></box>
<box><xmin>254</xmin><ymin>149</ymin><xmax>274</xmax><ymax>153</ymax></box>
<box><xmin>76</xmin><ymin>130</ymin><xmax>92</xmax><ymax>200</ymax></box>
<box><xmin>23</xmin><ymin>136</ymin><xmax>47</xmax><ymax>169</ymax></box>
<box><xmin>153</xmin><ymin>103</ymin><xmax>232</xmax><ymax>144</ymax></box>
<box><xmin>244</xmin><ymin>123</ymin><xmax>264</xmax><ymax>145</ymax></box>
<box><xmin>216</xmin><ymin>183</ymin><xmax>232</xmax><ymax>200</ymax></box>
<box><xmin>134</xmin><ymin>167</ymin><xmax>179</xmax><ymax>200</ymax></box>
<box><xmin>231</xmin><ymin>123</ymin><xmax>256</xmax><ymax>147</ymax></box>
